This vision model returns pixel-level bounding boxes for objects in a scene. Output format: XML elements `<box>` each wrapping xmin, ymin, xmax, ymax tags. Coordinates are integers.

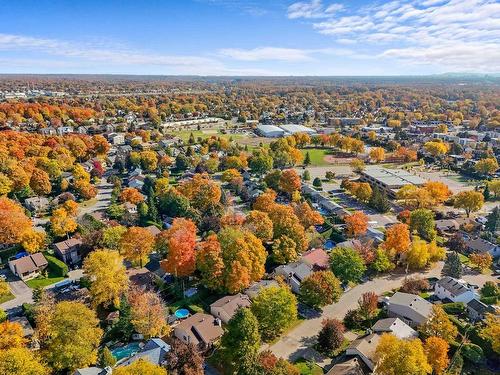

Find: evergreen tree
<box><xmin>313</xmin><ymin>177</ymin><xmax>322</xmax><ymax>188</ymax></box>
<box><xmin>483</xmin><ymin>184</ymin><xmax>491</xmax><ymax>201</ymax></box>
<box><xmin>188</xmin><ymin>133</ymin><xmax>195</xmax><ymax>144</ymax></box>
<box><xmin>147</xmin><ymin>192</ymin><xmax>159</xmax><ymax>223</ymax></box>
<box><xmin>442</xmin><ymin>252</ymin><xmax>463</xmax><ymax>278</ymax></box>
<box><xmin>486</xmin><ymin>206</ymin><xmax>500</xmax><ymax>233</ymax></box>
<box><xmin>302</xmin><ymin>170</ymin><xmax>311</xmax><ymax>181</ymax></box>
<box><xmin>220</xmin><ymin>308</ymin><xmax>261</xmax><ymax>373</ymax></box>
<box><xmin>304</xmin><ymin>152</ymin><xmax>311</xmax><ymax>166</ymax></box>
<box><xmin>369</xmin><ymin>186</ymin><xmax>390</xmax><ymax>213</ymax></box>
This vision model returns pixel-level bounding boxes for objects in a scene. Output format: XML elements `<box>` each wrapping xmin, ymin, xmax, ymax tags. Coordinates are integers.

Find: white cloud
<box><xmin>292</xmin><ymin>0</ymin><xmax>500</xmax><ymax>71</ymax></box>
<box><xmin>287</xmin><ymin>0</ymin><xmax>344</xmax><ymax>19</ymax></box>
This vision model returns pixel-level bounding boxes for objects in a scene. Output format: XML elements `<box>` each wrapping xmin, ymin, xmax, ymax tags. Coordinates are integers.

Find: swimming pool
<box><xmin>175</xmin><ymin>308</ymin><xmax>189</xmax><ymax>319</ymax></box>
<box><xmin>111</xmin><ymin>342</ymin><xmax>141</xmax><ymax>361</ymax></box>
<box><xmin>324</xmin><ymin>240</ymin><xmax>335</xmax><ymax>250</ymax></box>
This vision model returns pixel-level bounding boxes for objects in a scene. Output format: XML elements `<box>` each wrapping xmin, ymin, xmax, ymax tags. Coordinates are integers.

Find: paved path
<box><xmin>266</xmin><ymin>260</ymin><xmax>498</xmax><ymax>362</ymax></box>
<box><xmin>78</xmin><ymin>178</ymin><xmax>113</xmax><ymax>217</ymax></box>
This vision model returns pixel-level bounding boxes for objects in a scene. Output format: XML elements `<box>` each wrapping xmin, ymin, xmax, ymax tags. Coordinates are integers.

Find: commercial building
<box><xmin>256</xmin><ymin>124</ymin><xmax>285</xmax><ymax>138</ymax></box>
<box><xmin>279</xmin><ymin>124</ymin><xmax>315</xmax><ymax>135</ymax></box>
<box><xmin>359</xmin><ymin>167</ymin><xmax>426</xmax><ymax>198</ymax></box>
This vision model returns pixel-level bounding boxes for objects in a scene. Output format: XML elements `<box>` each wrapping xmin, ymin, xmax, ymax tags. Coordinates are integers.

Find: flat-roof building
<box><xmin>279</xmin><ymin>124</ymin><xmax>315</xmax><ymax>135</ymax></box>
<box><xmin>256</xmin><ymin>124</ymin><xmax>285</xmax><ymax>138</ymax></box>
<box><xmin>359</xmin><ymin>167</ymin><xmax>426</xmax><ymax>198</ymax></box>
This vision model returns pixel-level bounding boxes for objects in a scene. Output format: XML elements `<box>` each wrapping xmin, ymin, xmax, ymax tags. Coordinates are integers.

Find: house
<box><xmin>434</xmin><ymin>276</ymin><xmax>477</xmax><ymax>303</ymax></box>
<box><xmin>128</xmin><ymin>176</ymin><xmax>145</xmax><ymax>190</ymax></box>
<box><xmin>274</xmin><ymin>261</ymin><xmax>314</xmax><ymax>293</ymax></box>
<box><xmin>74</xmin><ymin>367</ymin><xmax>112</xmax><ymax>375</ymax></box>
<box><xmin>371</xmin><ymin>317</ymin><xmax>418</xmax><ymax>339</ymax></box>
<box><xmin>53</xmin><ymin>238</ymin><xmax>83</xmax><ymax>266</ymax></box>
<box><xmin>386</xmin><ymin>292</ymin><xmax>432</xmax><ymax>327</ymax></box>
<box><xmin>173</xmin><ymin>312</ymin><xmax>224</xmax><ymax>350</ymax></box>
<box><xmin>325</xmin><ymin>357</ymin><xmax>367</xmax><ymax>375</ymax></box>
<box><xmin>119</xmin><ymin>338</ymin><xmax>171</xmax><ymax>367</ymax></box>
<box><xmin>243</xmin><ymin>280</ymin><xmax>279</xmax><ymax>299</ymax></box>
<box><xmin>108</xmin><ymin>132</ymin><xmax>125</xmax><ymax>145</ymax></box>
<box><xmin>56</xmin><ymin>126</ymin><xmax>74</xmax><ymax>135</ymax></box>
<box><xmin>145</xmin><ymin>225</ymin><xmax>161</xmax><ymax>237</ymax></box>
<box><xmin>124</xmin><ymin>202</ymin><xmax>138</xmax><ymax>214</ymax></box>
<box><xmin>466</xmin><ymin>299</ymin><xmax>496</xmax><ymax>322</ymax></box>
<box><xmin>24</xmin><ymin>196</ymin><xmax>50</xmax><ymax>215</ymax></box>
<box><xmin>345</xmin><ymin>333</ymin><xmax>382</xmax><ymax>371</ymax></box>
<box><xmin>464</xmin><ymin>237</ymin><xmax>500</xmax><ymax>258</ymax></box>
<box><xmin>210</xmin><ymin>294</ymin><xmax>251</xmax><ymax>324</ymax></box>
<box><xmin>8</xmin><ymin>253</ymin><xmax>48</xmax><ymax>280</ymax></box>
<box><xmin>300</xmin><ymin>248</ymin><xmax>330</xmax><ymax>270</ymax></box>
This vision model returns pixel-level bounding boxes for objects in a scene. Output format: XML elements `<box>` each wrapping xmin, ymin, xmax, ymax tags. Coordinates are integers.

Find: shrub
<box><xmin>46</xmin><ymin>255</ymin><xmax>69</xmax><ymax>277</ymax></box>
<box><xmin>0</xmin><ymin>309</ymin><xmax>6</xmax><ymax>323</ymax></box>
<box><xmin>480</xmin><ymin>296</ymin><xmax>498</xmax><ymax>305</ymax></box>
<box><xmin>343</xmin><ymin>309</ymin><xmax>363</xmax><ymax>330</ymax></box>
<box><xmin>400</xmin><ymin>277</ymin><xmax>430</xmax><ymax>294</ymax></box>
<box><xmin>461</xmin><ymin>343</ymin><xmax>484</xmax><ymax>364</ymax></box>
<box><xmin>442</xmin><ymin>302</ymin><xmax>466</xmax><ymax>315</ymax></box>
<box><xmin>447</xmin><ymin>354</ymin><xmax>463</xmax><ymax>375</ymax></box>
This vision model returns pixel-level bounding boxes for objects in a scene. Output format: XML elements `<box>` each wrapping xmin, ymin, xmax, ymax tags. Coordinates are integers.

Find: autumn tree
<box><xmin>33</xmin><ymin>289</ymin><xmax>55</xmax><ymax>349</ymax></box>
<box><xmin>419</xmin><ymin>305</ymin><xmax>457</xmax><ymax>343</ymax></box>
<box><xmin>101</xmin><ymin>225</ymin><xmax>127</xmax><ymax>250</ymax></box>
<box><xmin>279</xmin><ymin>169</ymin><xmax>301</xmax><ymax>196</ymax></box>
<box><xmin>400</xmin><ymin>277</ymin><xmax>430</xmax><ymax>295</ymax></box>
<box><xmin>383</xmin><ymin>223</ymin><xmax>410</xmax><ymax>257</ymax></box>
<box><xmin>406</xmin><ymin>237</ymin><xmax>445</xmax><ymax>270</ymax></box>
<box><xmin>317</xmin><ymin>318</ymin><xmax>345</xmax><ymax>353</ymax></box>
<box><xmin>159</xmin><ymin>218</ymin><xmax>197</xmax><ymax>277</ymax></box>
<box><xmin>268</xmin><ymin>203</ymin><xmax>308</xmax><ymax>254</ymax></box>
<box><xmin>30</xmin><ymin>167</ymin><xmax>52</xmax><ymax>195</ymax></box>
<box><xmin>114</xmin><ymin>359</ymin><xmax>167</xmax><ymax>375</ymax></box>
<box><xmin>272</xmin><ymin>235</ymin><xmax>298</xmax><ymax>264</ymax></box>
<box><xmin>177</xmin><ymin>173</ymin><xmax>221</xmax><ymax>213</ymax></box>
<box><xmin>220</xmin><ymin>308</ymin><xmax>261</xmax><ymax>373</ymax></box>
<box><xmin>120</xmin><ymin>187</ymin><xmax>144</xmax><ymax>205</ymax></box>
<box><xmin>165</xmin><ymin>338</ymin><xmax>204</xmax><ymax>375</ymax></box>
<box><xmin>453</xmin><ymin>190</ymin><xmax>484</xmax><ymax>217</ymax></box>
<box><xmin>197</xmin><ymin>228</ymin><xmax>267</xmax><ymax>293</ymax></box>
<box><xmin>83</xmin><ymin>249</ymin><xmax>128</xmax><ymax>308</ymax></box>
<box><xmin>424</xmin><ymin>181</ymin><xmax>452</xmax><ymax>205</ymax></box>
<box><xmin>424</xmin><ymin>141</ymin><xmax>448</xmax><ymax>156</ymax></box>
<box><xmin>249</xmin><ymin>148</ymin><xmax>274</xmax><ymax>174</ymax></box>
<box><xmin>344</xmin><ymin>211</ymin><xmax>368</xmax><ymax>237</ymax></box>
<box><xmin>330</xmin><ymin>247</ymin><xmax>367</xmax><ymax>284</ymax></box>
<box><xmin>251</xmin><ymin>285</ymin><xmax>297</xmax><ymax>341</ymax></box>
<box><xmin>243</xmin><ymin>210</ymin><xmax>273</xmax><ymax>242</ymax></box>
<box><xmin>0</xmin><ymin>197</ymin><xmax>32</xmax><ymax>245</ymax></box>
<box><xmin>50</xmin><ymin>207</ymin><xmax>78</xmax><ymax>238</ymax></box>
<box><xmin>0</xmin><ymin>347</ymin><xmax>49</xmax><ymax>375</ymax></box>
<box><xmin>480</xmin><ymin>314</ymin><xmax>500</xmax><ymax>354</ymax></box>
<box><xmin>252</xmin><ymin>188</ymin><xmax>277</xmax><ymax>212</ymax></box>
<box><xmin>424</xmin><ymin>336</ymin><xmax>449</xmax><ymax>375</ymax></box>
<box><xmin>358</xmin><ymin>291</ymin><xmax>378</xmax><ymax>320</ymax></box>
<box><xmin>410</xmin><ymin>209</ymin><xmax>436</xmax><ymax>241</ymax></box>
<box><xmin>300</xmin><ymin>270</ymin><xmax>342</xmax><ymax>308</ymax></box>
<box><xmin>469</xmin><ymin>252</ymin><xmax>493</xmax><ymax>272</ymax></box>
<box><xmin>20</xmin><ymin>230</ymin><xmax>47</xmax><ymax>253</ymax></box>
<box><xmin>374</xmin><ymin>334</ymin><xmax>432</xmax><ymax>375</ymax></box>
<box><xmin>120</xmin><ymin>226</ymin><xmax>155</xmax><ymax>267</ymax></box>
<box><xmin>350</xmin><ymin>158</ymin><xmax>365</xmax><ymax>173</ymax></box>
<box><xmin>293</xmin><ymin>201</ymin><xmax>324</xmax><ymax>229</ymax></box>
<box><xmin>45</xmin><ymin>301</ymin><xmax>103</xmax><ymax>372</ymax></box>
<box><xmin>128</xmin><ymin>288</ymin><xmax>169</xmax><ymax>338</ymax></box>
<box><xmin>475</xmin><ymin>157</ymin><xmax>499</xmax><ymax>175</ymax></box>
<box><xmin>257</xmin><ymin>351</ymin><xmax>300</xmax><ymax>375</ymax></box>
<box><xmin>0</xmin><ymin>321</ymin><xmax>26</xmax><ymax>349</ymax></box>
<box><xmin>369</xmin><ymin>147</ymin><xmax>385</xmax><ymax>162</ymax></box>
<box><xmin>371</xmin><ymin>247</ymin><xmax>395</xmax><ymax>273</ymax></box>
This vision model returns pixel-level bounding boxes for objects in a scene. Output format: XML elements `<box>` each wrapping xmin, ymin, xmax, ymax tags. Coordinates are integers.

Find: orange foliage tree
<box><xmin>424</xmin><ymin>336</ymin><xmax>449</xmax><ymax>375</ymax></box>
<box><xmin>383</xmin><ymin>223</ymin><xmax>411</xmax><ymax>256</ymax></box>
<box><xmin>279</xmin><ymin>169</ymin><xmax>301</xmax><ymax>196</ymax></box>
<box><xmin>344</xmin><ymin>211</ymin><xmax>368</xmax><ymax>237</ymax></box>
<box><xmin>293</xmin><ymin>202</ymin><xmax>324</xmax><ymax>229</ymax></box>
<box><xmin>120</xmin><ymin>227</ymin><xmax>155</xmax><ymax>267</ymax></box>
<box><xmin>120</xmin><ymin>187</ymin><xmax>144</xmax><ymax>205</ymax></box>
<box><xmin>160</xmin><ymin>218</ymin><xmax>197</xmax><ymax>277</ymax></box>
<box><xmin>0</xmin><ymin>197</ymin><xmax>32</xmax><ymax>245</ymax></box>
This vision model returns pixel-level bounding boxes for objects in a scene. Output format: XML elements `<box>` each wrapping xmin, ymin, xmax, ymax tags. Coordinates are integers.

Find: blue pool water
<box><xmin>111</xmin><ymin>342</ymin><xmax>141</xmax><ymax>360</ymax></box>
<box><xmin>324</xmin><ymin>240</ymin><xmax>335</xmax><ymax>250</ymax></box>
<box><xmin>175</xmin><ymin>309</ymin><xmax>189</xmax><ymax>319</ymax></box>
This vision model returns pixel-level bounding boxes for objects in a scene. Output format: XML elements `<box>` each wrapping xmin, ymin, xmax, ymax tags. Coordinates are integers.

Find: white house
<box><xmin>434</xmin><ymin>276</ymin><xmax>477</xmax><ymax>303</ymax></box>
<box><xmin>386</xmin><ymin>292</ymin><xmax>433</xmax><ymax>327</ymax></box>
<box><xmin>371</xmin><ymin>317</ymin><xmax>418</xmax><ymax>339</ymax></box>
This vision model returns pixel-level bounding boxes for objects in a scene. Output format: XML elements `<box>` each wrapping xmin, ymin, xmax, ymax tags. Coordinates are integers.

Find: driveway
<box><xmin>78</xmin><ymin>178</ymin><xmax>113</xmax><ymax>217</ymax></box>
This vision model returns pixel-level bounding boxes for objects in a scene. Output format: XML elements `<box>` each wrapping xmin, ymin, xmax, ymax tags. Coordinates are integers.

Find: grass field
<box><xmin>174</xmin><ymin>130</ymin><xmax>246</xmax><ymax>143</ymax></box>
<box><xmin>294</xmin><ymin>358</ymin><xmax>323</xmax><ymax>375</ymax></box>
<box><xmin>300</xmin><ymin>148</ymin><xmax>332</xmax><ymax>166</ymax></box>
<box><xmin>26</xmin><ymin>270</ymin><xmax>65</xmax><ymax>289</ymax></box>
<box><xmin>0</xmin><ymin>291</ymin><xmax>15</xmax><ymax>304</ymax></box>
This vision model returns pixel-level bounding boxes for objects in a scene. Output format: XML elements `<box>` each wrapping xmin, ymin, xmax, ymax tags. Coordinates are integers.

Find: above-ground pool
<box><xmin>324</xmin><ymin>240</ymin><xmax>335</xmax><ymax>250</ymax></box>
<box><xmin>111</xmin><ymin>342</ymin><xmax>141</xmax><ymax>361</ymax></box>
<box><xmin>175</xmin><ymin>309</ymin><xmax>190</xmax><ymax>319</ymax></box>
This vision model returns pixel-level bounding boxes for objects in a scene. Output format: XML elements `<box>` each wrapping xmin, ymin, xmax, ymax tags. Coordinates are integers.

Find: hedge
<box><xmin>480</xmin><ymin>296</ymin><xmax>498</xmax><ymax>305</ymax></box>
<box><xmin>442</xmin><ymin>302</ymin><xmax>466</xmax><ymax>315</ymax></box>
<box><xmin>461</xmin><ymin>343</ymin><xmax>484</xmax><ymax>363</ymax></box>
<box><xmin>46</xmin><ymin>255</ymin><xmax>69</xmax><ymax>277</ymax></box>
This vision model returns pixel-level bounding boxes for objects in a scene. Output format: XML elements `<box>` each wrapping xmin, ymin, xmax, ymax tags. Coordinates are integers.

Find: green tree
<box><xmin>480</xmin><ymin>281</ymin><xmax>499</xmax><ymax>299</ymax></box>
<box><xmin>302</xmin><ymin>169</ymin><xmax>311</xmax><ymax>181</ymax></box>
<box><xmin>249</xmin><ymin>149</ymin><xmax>274</xmax><ymax>174</ymax></box>
<box><xmin>251</xmin><ymin>286</ymin><xmax>297</xmax><ymax>341</ymax></box>
<box><xmin>371</xmin><ymin>248</ymin><xmax>394</xmax><ymax>273</ymax></box>
<box><xmin>99</xmin><ymin>347</ymin><xmax>117</xmax><ymax>368</ymax></box>
<box><xmin>486</xmin><ymin>206</ymin><xmax>500</xmax><ymax>233</ymax></box>
<box><xmin>330</xmin><ymin>247</ymin><xmax>367</xmax><ymax>284</ymax></box>
<box><xmin>442</xmin><ymin>252</ymin><xmax>463</xmax><ymax>279</ymax></box>
<box><xmin>410</xmin><ymin>209</ymin><xmax>436</xmax><ymax>241</ymax></box>
<box><xmin>220</xmin><ymin>308</ymin><xmax>261</xmax><ymax>373</ymax></box>
<box><xmin>483</xmin><ymin>183</ymin><xmax>491</xmax><ymax>200</ymax></box>
<box><xmin>300</xmin><ymin>271</ymin><xmax>342</xmax><ymax>308</ymax></box>
<box><xmin>313</xmin><ymin>177</ymin><xmax>322</xmax><ymax>188</ymax></box>
<box><xmin>369</xmin><ymin>186</ymin><xmax>391</xmax><ymax>213</ymax></box>
<box><xmin>304</xmin><ymin>151</ymin><xmax>311</xmax><ymax>166</ymax></box>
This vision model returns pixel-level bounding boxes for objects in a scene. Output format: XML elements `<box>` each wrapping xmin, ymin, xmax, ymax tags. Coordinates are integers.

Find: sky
<box><xmin>0</xmin><ymin>0</ymin><xmax>498</xmax><ymax>76</ymax></box>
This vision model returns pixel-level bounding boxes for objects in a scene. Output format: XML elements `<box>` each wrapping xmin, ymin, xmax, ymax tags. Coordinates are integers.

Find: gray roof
<box><xmin>244</xmin><ymin>280</ymin><xmax>279</xmax><ymax>299</ymax></box>
<box><xmin>437</xmin><ymin>277</ymin><xmax>471</xmax><ymax>297</ymax></box>
<box><xmin>275</xmin><ymin>261</ymin><xmax>314</xmax><ymax>283</ymax></box>
<box><xmin>119</xmin><ymin>338</ymin><xmax>170</xmax><ymax>367</ymax></box>
<box><xmin>388</xmin><ymin>292</ymin><xmax>433</xmax><ymax>318</ymax></box>
<box><xmin>467</xmin><ymin>299</ymin><xmax>495</xmax><ymax>315</ymax></box>
<box><xmin>371</xmin><ymin>317</ymin><xmax>400</xmax><ymax>331</ymax></box>
<box><xmin>361</xmin><ymin>167</ymin><xmax>426</xmax><ymax>188</ymax></box>
<box><xmin>464</xmin><ymin>238</ymin><xmax>496</xmax><ymax>253</ymax></box>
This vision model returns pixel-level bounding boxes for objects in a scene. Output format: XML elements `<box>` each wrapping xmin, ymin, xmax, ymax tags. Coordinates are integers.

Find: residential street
<box><xmin>266</xmin><ymin>261</ymin><xmax>497</xmax><ymax>364</ymax></box>
<box><xmin>78</xmin><ymin>177</ymin><xmax>113</xmax><ymax>218</ymax></box>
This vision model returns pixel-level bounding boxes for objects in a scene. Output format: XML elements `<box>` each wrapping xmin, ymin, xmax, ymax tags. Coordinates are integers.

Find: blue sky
<box><xmin>0</xmin><ymin>0</ymin><xmax>498</xmax><ymax>75</ymax></box>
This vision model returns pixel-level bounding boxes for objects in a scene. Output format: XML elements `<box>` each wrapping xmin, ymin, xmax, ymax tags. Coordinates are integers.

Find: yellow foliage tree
<box><xmin>120</xmin><ymin>226</ymin><xmax>155</xmax><ymax>267</ymax></box>
<box><xmin>50</xmin><ymin>207</ymin><xmax>77</xmax><ymax>238</ymax></box>
<box><xmin>0</xmin><ymin>347</ymin><xmax>49</xmax><ymax>375</ymax></box>
<box><xmin>369</xmin><ymin>147</ymin><xmax>386</xmax><ymax>163</ymax></box>
<box><xmin>480</xmin><ymin>314</ymin><xmax>500</xmax><ymax>354</ymax></box>
<box><xmin>113</xmin><ymin>359</ymin><xmax>167</xmax><ymax>375</ymax></box>
<box><xmin>424</xmin><ymin>336</ymin><xmax>449</xmax><ymax>375</ymax></box>
<box><xmin>0</xmin><ymin>321</ymin><xmax>27</xmax><ymax>349</ymax></box>
<box><xmin>128</xmin><ymin>288</ymin><xmax>170</xmax><ymax>338</ymax></box>
<box><xmin>419</xmin><ymin>305</ymin><xmax>458</xmax><ymax>343</ymax></box>
<box><xmin>83</xmin><ymin>249</ymin><xmax>128</xmax><ymax>308</ymax></box>
<box><xmin>453</xmin><ymin>190</ymin><xmax>484</xmax><ymax>217</ymax></box>
<box><xmin>20</xmin><ymin>230</ymin><xmax>46</xmax><ymax>253</ymax></box>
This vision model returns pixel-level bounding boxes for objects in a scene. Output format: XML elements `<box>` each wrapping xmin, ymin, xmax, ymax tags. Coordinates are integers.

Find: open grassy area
<box><xmin>294</xmin><ymin>358</ymin><xmax>324</xmax><ymax>375</ymax></box>
<box><xmin>300</xmin><ymin>148</ymin><xmax>332</xmax><ymax>166</ymax></box>
<box><xmin>174</xmin><ymin>130</ymin><xmax>246</xmax><ymax>143</ymax></box>
<box><xmin>26</xmin><ymin>271</ymin><xmax>65</xmax><ymax>289</ymax></box>
<box><xmin>458</xmin><ymin>253</ymin><xmax>471</xmax><ymax>265</ymax></box>
<box><xmin>0</xmin><ymin>291</ymin><xmax>15</xmax><ymax>304</ymax></box>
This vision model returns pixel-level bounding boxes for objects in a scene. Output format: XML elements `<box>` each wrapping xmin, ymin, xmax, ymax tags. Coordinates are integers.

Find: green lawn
<box><xmin>173</xmin><ymin>130</ymin><xmax>245</xmax><ymax>143</ymax></box>
<box><xmin>458</xmin><ymin>253</ymin><xmax>470</xmax><ymax>265</ymax></box>
<box><xmin>300</xmin><ymin>148</ymin><xmax>332</xmax><ymax>166</ymax></box>
<box><xmin>0</xmin><ymin>291</ymin><xmax>15</xmax><ymax>304</ymax></box>
<box><xmin>26</xmin><ymin>274</ymin><xmax>65</xmax><ymax>289</ymax></box>
<box><xmin>294</xmin><ymin>359</ymin><xmax>323</xmax><ymax>375</ymax></box>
